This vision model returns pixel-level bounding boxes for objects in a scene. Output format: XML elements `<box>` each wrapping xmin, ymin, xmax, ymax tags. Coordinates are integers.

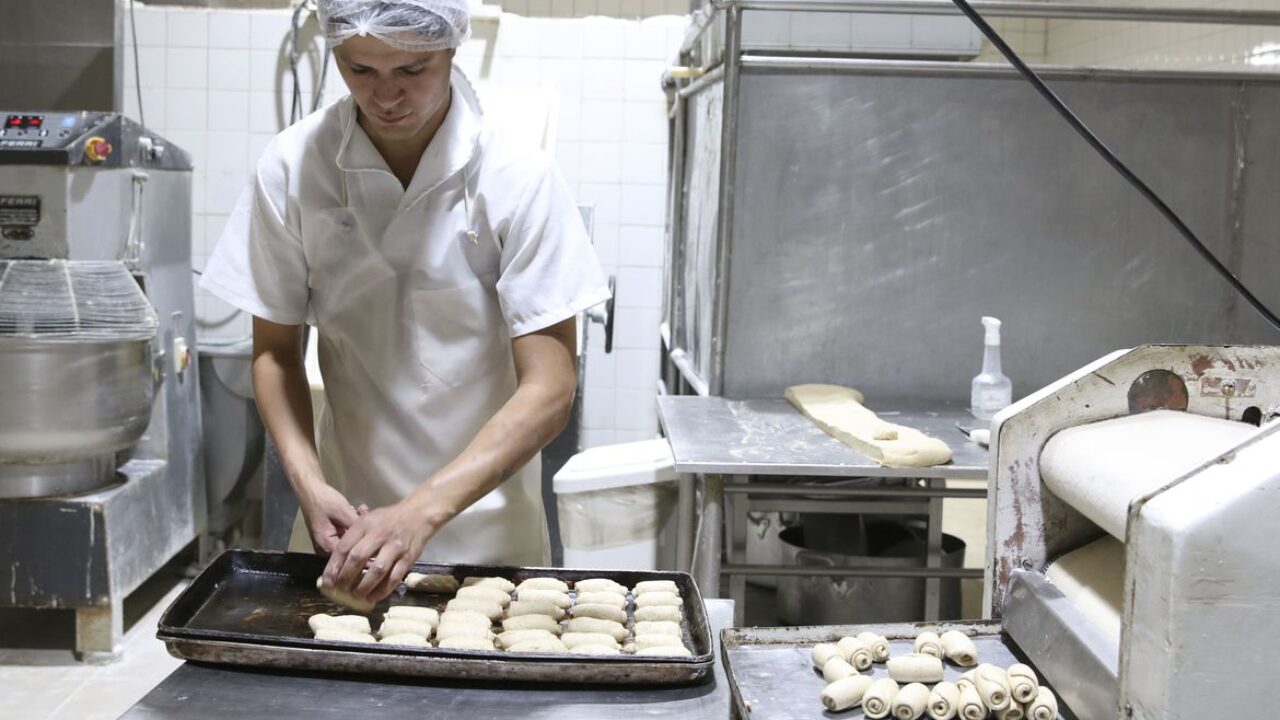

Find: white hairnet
<box><xmin>317</xmin><ymin>0</ymin><xmax>470</xmax><ymax>52</ymax></box>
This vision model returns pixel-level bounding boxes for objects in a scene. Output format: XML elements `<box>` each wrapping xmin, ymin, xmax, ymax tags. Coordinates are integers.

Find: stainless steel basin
<box><xmin>0</xmin><ymin>337</ymin><xmax>155</xmax><ymax>497</ymax></box>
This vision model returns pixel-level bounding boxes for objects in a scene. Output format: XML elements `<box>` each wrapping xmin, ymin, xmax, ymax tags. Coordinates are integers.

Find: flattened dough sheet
<box><xmin>785</xmin><ymin>384</ymin><xmax>953</xmax><ymax>468</ymax></box>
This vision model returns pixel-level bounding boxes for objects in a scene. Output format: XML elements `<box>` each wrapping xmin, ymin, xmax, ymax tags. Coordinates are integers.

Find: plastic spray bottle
<box><xmin>970</xmin><ymin>316</ymin><xmax>1012</xmax><ymax>422</ymax></box>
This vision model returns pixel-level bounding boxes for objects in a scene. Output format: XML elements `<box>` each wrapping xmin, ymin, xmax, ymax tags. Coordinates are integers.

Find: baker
<box><xmin>201</xmin><ymin>0</ymin><xmax>609</xmax><ymax>603</ymax></box>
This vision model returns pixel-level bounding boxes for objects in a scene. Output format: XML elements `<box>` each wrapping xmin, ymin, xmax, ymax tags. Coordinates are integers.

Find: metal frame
<box><xmin>714</xmin><ymin>475</ymin><xmax>984</xmax><ymax>625</ymax></box>
<box><xmin>662</xmin><ymin>0</ymin><xmax>1280</xmax><ymax>399</ymax></box>
<box><xmin>660</xmin><ymin>0</ymin><xmax>1280</xmax><ymax>630</ymax></box>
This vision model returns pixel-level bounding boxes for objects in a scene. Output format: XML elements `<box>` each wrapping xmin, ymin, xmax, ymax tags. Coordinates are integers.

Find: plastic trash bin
<box><xmin>553</xmin><ymin>438</ymin><xmax>678</xmax><ymax>571</ymax></box>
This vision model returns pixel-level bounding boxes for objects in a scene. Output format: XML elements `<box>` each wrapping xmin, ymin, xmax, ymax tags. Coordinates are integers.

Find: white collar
<box><xmin>334</xmin><ymin>66</ymin><xmax>483</xmax><ymax>203</ymax></box>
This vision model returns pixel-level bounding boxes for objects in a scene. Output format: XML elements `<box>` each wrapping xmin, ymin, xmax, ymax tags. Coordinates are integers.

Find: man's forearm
<box><xmin>252</xmin><ymin>342</ymin><xmax>325</xmax><ymax>495</ymax></box>
<box><xmin>404</xmin><ymin>374</ymin><xmax>573</xmax><ymax>533</ymax></box>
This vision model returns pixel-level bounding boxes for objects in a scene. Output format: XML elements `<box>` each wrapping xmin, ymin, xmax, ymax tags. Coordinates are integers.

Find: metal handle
<box><xmin>586</xmin><ymin>275</ymin><xmax>616</xmax><ymax>354</ymax></box>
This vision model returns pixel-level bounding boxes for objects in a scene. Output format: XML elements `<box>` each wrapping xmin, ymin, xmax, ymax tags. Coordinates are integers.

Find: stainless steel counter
<box><xmin>122</xmin><ymin>599</ymin><xmax>735</xmax><ymax>720</ymax></box>
<box><xmin>657</xmin><ymin>396</ymin><xmax>989</xmax><ymax>480</ymax></box>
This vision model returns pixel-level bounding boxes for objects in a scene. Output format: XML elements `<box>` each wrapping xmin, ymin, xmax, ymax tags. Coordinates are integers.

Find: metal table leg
<box><xmin>924</xmin><ymin>478</ymin><xmax>944</xmax><ymax>621</ymax></box>
<box><xmin>692</xmin><ymin>474</ymin><xmax>724</xmax><ymax>598</ymax></box>
<box><xmin>75</xmin><ymin>596</ymin><xmax>123</xmax><ymax>664</ymax></box>
<box><xmin>728</xmin><ymin>475</ymin><xmax>749</xmax><ymax>625</ymax></box>
<box><xmin>676</xmin><ymin>473</ymin><xmax>695</xmax><ymax>573</ymax></box>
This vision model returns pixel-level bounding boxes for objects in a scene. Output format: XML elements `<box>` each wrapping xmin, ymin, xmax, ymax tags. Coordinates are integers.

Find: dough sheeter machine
<box><xmin>722</xmin><ymin>344</ymin><xmax>1280</xmax><ymax>719</ymax></box>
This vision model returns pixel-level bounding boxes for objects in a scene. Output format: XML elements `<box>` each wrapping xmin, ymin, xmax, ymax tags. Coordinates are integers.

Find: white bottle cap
<box><xmin>981</xmin><ymin>316</ymin><xmax>1001</xmax><ymax>345</ymax></box>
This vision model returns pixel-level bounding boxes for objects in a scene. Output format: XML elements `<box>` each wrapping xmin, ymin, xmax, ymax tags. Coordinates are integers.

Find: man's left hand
<box><xmin>323</xmin><ymin>500</ymin><xmax>433</xmax><ymax>603</ymax></box>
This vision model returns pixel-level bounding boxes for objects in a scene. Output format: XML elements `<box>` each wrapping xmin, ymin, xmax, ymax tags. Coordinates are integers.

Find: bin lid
<box><xmin>552</xmin><ymin>438</ymin><xmax>677</xmax><ymax>494</ymax></box>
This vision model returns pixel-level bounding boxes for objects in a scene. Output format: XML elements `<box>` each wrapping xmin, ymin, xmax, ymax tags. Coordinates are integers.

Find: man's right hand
<box><xmin>298</xmin><ymin>481</ymin><xmax>360</xmax><ymax>555</ymax></box>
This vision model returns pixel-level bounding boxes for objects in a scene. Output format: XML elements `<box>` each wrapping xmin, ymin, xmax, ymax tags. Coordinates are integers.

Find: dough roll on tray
<box><xmin>820</xmin><ymin>674</ymin><xmax>876</xmax><ymax>712</ymax></box>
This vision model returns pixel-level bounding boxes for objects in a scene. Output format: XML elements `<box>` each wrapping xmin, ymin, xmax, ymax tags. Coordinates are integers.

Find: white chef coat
<box><xmin>200</xmin><ymin>68</ymin><xmax>610</xmax><ymax>566</ymax></box>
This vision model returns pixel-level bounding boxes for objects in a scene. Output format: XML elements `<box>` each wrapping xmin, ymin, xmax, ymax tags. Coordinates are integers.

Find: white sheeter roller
<box><xmin>984</xmin><ymin>345</ymin><xmax>1280</xmax><ymax>719</ymax></box>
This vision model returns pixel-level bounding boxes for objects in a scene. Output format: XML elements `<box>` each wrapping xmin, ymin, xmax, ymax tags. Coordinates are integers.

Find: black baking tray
<box><xmin>157</xmin><ymin>550</ymin><xmax>714</xmax><ymax>685</ymax></box>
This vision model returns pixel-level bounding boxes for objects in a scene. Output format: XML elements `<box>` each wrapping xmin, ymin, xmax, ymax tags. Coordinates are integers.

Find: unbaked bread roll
<box><xmin>812</xmin><ymin>643</ymin><xmax>842</xmax><ymax>669</ymax></box>
<box><xmin>857</xmin><ymin>631</ymin><xmax>892</xmax><ymax>663</ymax></box>
<box><xmin>507</xmin><ymin>600</ymin><xmax>567</xmax><ymax>620</ymax></box>
<box><xmin>569</xmin><ymin>603</ymin><xmax>628</xmax><ymax>624</ymax></box>
<box><xmin>517</xmin><ymin>588</ymin><xmax>571</xmax><ymax>608</ymax></box>
<box><xmin>634</xmin><ymin>634</ymin><xmax>686</xmax><ymax>651</ymax></box>
<box><xmin>822</xmin><ymin>656</ymin><xmax>858</xmax><ymax>683</ymax></box>
<box><xmin>379</xmin><ymin>633</ymin><xmax>430</xmax><ymax>647</ymax></box>
<box><xmin>507</xmin><ymin>637</ymin><xmax>569</xmax><ymax>653</ymax></box>
<box><xmin>1007</xmin><ymin>663</ymin><xmax>1038</xmax><ymax>704</ymax></box>
<box><xmin>404</xmin><ymin>572</ymin><xmax>458</xmax><ymax>594</ymax></box>
<box><xmin>313</xmin><ymin>627</ymin><xmax>376</xmax><ymax>643</ymax></box>
<box><xmin>438</xmin><ymin>635</ymin><xmax>495</xmax><ymax>650</ymax></box>
<box><xmin>517</xmin><ymin>577</ymin><xmax>570</xmax><ymax>593</ymax></box>
<box><xmin>940</xmin><ymin>630</ymin><xmax>978</xmax><ymax>667</ymax></box>
<box><xmin>820</xmin><ymin>674</ymin><xmax>875</xmax><ymax>712</ymax></box>
<box><xmin>315</xmin><ymin>576</ymin><xmax>374</xmax><ymax>613</ymax></box>
<box><xmin>635</xmin><ymin>620</ymin><xmax>682</xmax><ymax>637</ymax></box>
<box><xmin>927</xmin><ymin>681</ymin><xmax>960</xmax><ymax>720</ymax></box>
<box><xmin>575</xmin><ymin>578</ymin><xmax>628</xmax><ymax>595</ymax></box>
<box><xmin>994</xmin><ymin>705</ymin><xmax>1024</xmax><ymax>720</ymax></box>
<box><xmin>887</xmin><ymin>654</ymin><xmax>944</xmax><ymax>683</ymax></box>
<box><xmin>456</xmin><ymin>585</ymin><xmax>512</xmax><ymax>607</ymax></box>
<box><xmin>435</xmin><ymin>623</ymin><xmax>495</xmax><ymax>642</ymax></box>
<box><xmin>1027</xmin><ymin>686</ymin><xmax>1058</xmax><ymax>720</ymax></box>
<box><xmin>461</xmin><ymin>576</ymin><xmax>515</xmax><ymax>593</ymax></box>
<box><xmin>975</xmin><ymin>664</ymin><xmax>1012</xmax><ymax>711</ymax></box>
<box><xmin>636</xmin><ymin>645</ymin><xmax>692</xmax><ymax>657</ymax></box>
<box><xmin>914</xmin><ymin>631</ymin><xmax>943</xmax><ymax>659</ymax></box>
<box><xmin>571</xmin><ymin>643</ymin><xmax>622</xmax><ymax>655</ymax></box>
<box><xmin>574</xmin><ymin>591</ymin><xmax>628</xmax><ymax>608</ymax></box>
<box><xmin>632</xmin><ymin>580</ymin><xmax>679</xmax><ymax>596</ymax></box>
<box><xmin>438</xmin><ymin>609</ymin><xmax>491</xmax><ymax>628</ymax></box>
<box><xmin>561</xmin><ymin>632</ymin><xmax>621</xmax><ymax>650</ymax></box>
<box><xmin>634</xmin><ymin>605</ymin><xmax>682</xmax><ymax>622</ymax></box>
<box><xmin>957</xmin><ymin>680</ymin><xmax>985</xmax><ymax>720</ymax></box>
<box><xmin>385</xmin><ymin>606</ymin><xmax>440</xmax><ymax>627</ymax></box>
<box><xmin>497</xmin><ymin>628</ymin><xmax>558</xmax><ymax>649</ymax></box>
<box><xmin>837</xmin><ymin>636</ymin><xmax>874</xmax><ymax>670</ymax></box>
<box><xmin>445</xmin><ymin>598</ymin><xmax>503</xmax><ymax>620</ymax></box>
<box><xmin>377</xmin><ymin>617</ymin><xmax>432</xmax><ymax>639</ymax></box>
<box><xmin>502</xmin><ymin>614</ymin><xmax>561</xmax><ymax>635</ymax></box>
<box><xmin>566</xmin><ymin>617</ymin><xmax>628</xmax><ymax>642</ymax></box>
<box><xmin>863</xmin><ymin>678</ymin><xmax>900</xmax><ymax>719</ymax></box>
<box><xmin>634</xmin><ymin>591</ymin><xmax>681</xmax><ymax>608</ymax></box>
<box><xmin>892</xmin><ymin>682</ymin><xmax>929</xmax><ymax>720</ymax></box>
<box><xmin>308</xmin><ymin>614</ymin><xmax>372</xmax><ymax>635</ymax></box>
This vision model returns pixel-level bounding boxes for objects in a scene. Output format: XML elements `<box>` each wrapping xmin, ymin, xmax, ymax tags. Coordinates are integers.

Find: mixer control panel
<box><xmin>1</xmin><ymin>114</ymin><xmax>95</xmax><ymax>150</ymax></box>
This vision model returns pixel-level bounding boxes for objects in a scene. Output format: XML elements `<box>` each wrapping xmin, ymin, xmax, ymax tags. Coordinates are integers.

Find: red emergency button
<box><xmin>85</xmin><ymin>136</ymin><xmax>113</xmax><ymax>163</ymax></box>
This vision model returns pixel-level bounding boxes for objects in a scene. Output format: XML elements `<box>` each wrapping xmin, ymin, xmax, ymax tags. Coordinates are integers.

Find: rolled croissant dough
<box><xmin>785</xmin><ymin>384</ymin><xmax>952</xmax><ymax>468</ymax></box>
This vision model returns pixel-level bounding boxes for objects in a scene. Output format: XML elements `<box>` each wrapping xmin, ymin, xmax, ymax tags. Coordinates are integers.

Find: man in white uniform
<box><xmin>200</xmin><ymin>0</ymin><xmax>609</xmax><ymax>603</ymax></box>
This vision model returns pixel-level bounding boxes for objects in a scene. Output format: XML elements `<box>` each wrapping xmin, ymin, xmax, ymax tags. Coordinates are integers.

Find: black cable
<box><xmin>129</xmin><ymin>0</ymin><xmax>145</xmax><ymax>128</ymax></box>
<box><xmin>948</xmin><ymin>0</ymin><xmax>1280</xmax><ymax>333</ymax></box>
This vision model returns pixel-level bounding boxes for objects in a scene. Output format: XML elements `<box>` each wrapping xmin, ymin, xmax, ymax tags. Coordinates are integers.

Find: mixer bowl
<box><xmin>0</xmin><ymin>337</ymin><xmax>155</xmax><ymax>497</ymax></box>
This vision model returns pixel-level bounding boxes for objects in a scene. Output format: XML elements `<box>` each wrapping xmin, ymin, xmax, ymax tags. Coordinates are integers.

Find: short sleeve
<box><xmin>199</xmin><ymin>148</ymin><xmax>310</xmax><ymax>325</ymax></box>
<box><xmin>496</xmin><ymin>158</ymin><xmax>612</xmax><ymax>337</ymax></box>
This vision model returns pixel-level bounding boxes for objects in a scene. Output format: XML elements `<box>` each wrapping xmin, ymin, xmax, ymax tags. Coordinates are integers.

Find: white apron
<box><xmin>287</xmin><ymin>85</ymin><xmax>549</xmax><ymax>566</ymax></box>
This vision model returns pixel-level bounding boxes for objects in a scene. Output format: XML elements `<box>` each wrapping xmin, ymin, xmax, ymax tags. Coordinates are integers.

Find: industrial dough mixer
<box><xmin>0</xmin><ymin>111</ymin><xmax>204</xmax><ymax>661</ymax></box>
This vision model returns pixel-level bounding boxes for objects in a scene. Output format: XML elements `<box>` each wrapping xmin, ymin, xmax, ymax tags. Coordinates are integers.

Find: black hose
<box><xmin>948</xmin><ymin>0</ymin><xmax>1280</xmax><ymax>333</ymax></box>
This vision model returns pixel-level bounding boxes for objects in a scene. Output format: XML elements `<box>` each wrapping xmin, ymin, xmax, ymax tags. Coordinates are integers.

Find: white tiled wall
<box><xmin>975</xmin><ymin>18</ymin><xmax>1049</xmax><ymax>63</ymax></box>
<box><xmin>124</xmin><ymin>1</ymin><xmax>685</xmax><ymax>446</ymax></box>
<box><xmin>1042</xmin><ymin>0</ymin><xmax>1280</xmax><ymax>71</ymax></box>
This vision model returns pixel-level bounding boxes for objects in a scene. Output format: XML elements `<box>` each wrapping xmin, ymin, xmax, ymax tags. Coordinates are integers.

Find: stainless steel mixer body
<box><xmin>0</xmin><ymin>111</ymin><xmax>204</xmax><ymax>662</ymax></box>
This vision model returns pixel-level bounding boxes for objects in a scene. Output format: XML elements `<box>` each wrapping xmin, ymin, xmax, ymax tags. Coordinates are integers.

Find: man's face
<box><xmin>334</xmin><ymin>35</ymin><xmax>455</xmax><ymax>143</ymax></box>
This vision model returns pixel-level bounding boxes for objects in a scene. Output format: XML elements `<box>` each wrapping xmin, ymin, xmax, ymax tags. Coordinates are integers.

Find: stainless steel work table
<box><xmin>122</xmin><ymin>599</ymin><xmax>734</xmax><ymax>720</ymax></box>
<box><xmin>657</xmin><ymin>396</ymin><xmax>989</xmax><ymax>623</ymax></box>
